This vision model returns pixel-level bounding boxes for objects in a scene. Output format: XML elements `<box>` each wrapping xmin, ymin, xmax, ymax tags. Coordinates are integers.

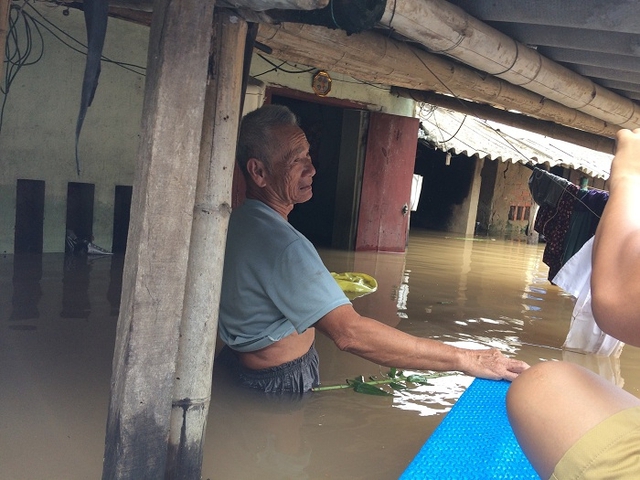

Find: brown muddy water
<box><xmin>2</xmin><ymin>230</ymin><xmax>639</xmax><ymax>479</ymax></box>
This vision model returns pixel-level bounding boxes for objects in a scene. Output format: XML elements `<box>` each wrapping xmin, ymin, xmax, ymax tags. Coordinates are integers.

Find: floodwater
<box><xmin>2</xmin><ymin>230</ymin><xmax>639</xmax><ymax>479</ymax></box>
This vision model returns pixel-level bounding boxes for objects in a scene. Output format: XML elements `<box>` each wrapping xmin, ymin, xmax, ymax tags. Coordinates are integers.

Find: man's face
<box><xmin>266</xmin><ymin>125</ymin><xmax>316</xmax><ymax>206</ymax></box>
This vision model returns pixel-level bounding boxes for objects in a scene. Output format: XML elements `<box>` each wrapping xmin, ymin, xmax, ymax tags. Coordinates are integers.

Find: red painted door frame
<box><xmin>355</xmin><ymin>112</ymin><xmax>419</xmax><ymax>252</ymax></box>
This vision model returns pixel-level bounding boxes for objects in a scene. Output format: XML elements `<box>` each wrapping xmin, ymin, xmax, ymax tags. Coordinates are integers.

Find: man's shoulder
<box><xmin>234</xmin><ymin>200</ymin><xmax>296</xmax><ymax>233</ymax></box>
<box><xmin>229</xmin><ymin>200</ymin><xmax>302</xmax><ymax>250</ymax></box>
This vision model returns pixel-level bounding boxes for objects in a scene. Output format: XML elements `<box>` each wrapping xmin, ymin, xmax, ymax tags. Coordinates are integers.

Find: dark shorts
<box><xmin>216</xmin><ymin>344</ymin><xmax>320</xmax><ymax>394</ymax></box>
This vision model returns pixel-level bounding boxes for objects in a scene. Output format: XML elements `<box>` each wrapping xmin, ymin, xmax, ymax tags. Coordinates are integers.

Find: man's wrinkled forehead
<box><xmin>276</xmin><ymin>125</ymin><xmax>309</xmax><ymax>159</ymax></box>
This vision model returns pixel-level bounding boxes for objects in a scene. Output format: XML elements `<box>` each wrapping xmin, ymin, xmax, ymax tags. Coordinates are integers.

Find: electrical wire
<box><xmin>0</xmin><ymin>1</ymin><xmax>148</xmax><ymax>133</ymax></box>
<box><xmin>1</xmin><ymin>2</ymin><xmax>45</xmax><ymax>132</ymax></box>
<box><xmin>23</xmin><ymin>2</ymin><xmax>146</xmax><ymax>76</ymax></box>
<box><xmin>256</xmin><ymin>53</ymin><xmax>315</xmax><ymax>75</ymax></box>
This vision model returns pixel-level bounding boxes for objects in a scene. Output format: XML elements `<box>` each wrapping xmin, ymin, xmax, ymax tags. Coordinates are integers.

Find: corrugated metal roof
<box><xmin>418</xmin><ymin>105</ymin><xmax>613</xmax><ymax>179</ymax></box>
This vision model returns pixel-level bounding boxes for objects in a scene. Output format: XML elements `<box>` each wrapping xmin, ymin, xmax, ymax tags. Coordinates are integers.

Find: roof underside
<box><xmin>100</xmin><ymin>0</ymin><xmax>640</xmax><ymax>114</ymax></box>
<box><xmin>71</xmin><ymin>0</ymin><xmax>639</xmax><ymax>171</ymax></box>
<box><xmin>445</xmin><ymin>0</ymin><xmax>640</xmax><ymax>103</ymax></box>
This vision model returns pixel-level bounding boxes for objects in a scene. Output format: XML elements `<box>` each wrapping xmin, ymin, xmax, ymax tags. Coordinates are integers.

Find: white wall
<box><xmin>0</xmin><ymin>6</ymin><xmax>415</xmax><ymax>253</ymax></box>
<box><xmin>0</xmin><ymin>4</ymin><xmax>148</xmax><ymax>252</ymax></box>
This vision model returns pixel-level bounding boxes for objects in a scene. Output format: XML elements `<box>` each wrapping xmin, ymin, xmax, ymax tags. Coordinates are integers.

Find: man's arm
<box><xmin>315</xmin><ymin>304</ymin><xmax>529</xmax><ymax>381</ymax></box>
<box><xmin>591</xmin><ymin>128</ymin><xmax>640</xmax><ymax>347</ymax></box>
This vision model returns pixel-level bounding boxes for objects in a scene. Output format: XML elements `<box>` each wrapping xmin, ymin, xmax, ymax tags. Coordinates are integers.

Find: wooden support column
<box><xmin>166</xmin><ymin>9</ymin><xmax>247</xmax><ymax>479</ymax></box>
<box><xmin>101</xmin><ymin>0</ymin><xmax>214</xmax><ymax>477</ymax></box>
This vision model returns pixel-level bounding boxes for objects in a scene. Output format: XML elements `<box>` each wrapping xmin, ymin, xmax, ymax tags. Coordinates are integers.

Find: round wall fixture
<box><xmin>312</xmin><ymin>70</ymin><xmax>332</xmax><ymax>96</ymax></box>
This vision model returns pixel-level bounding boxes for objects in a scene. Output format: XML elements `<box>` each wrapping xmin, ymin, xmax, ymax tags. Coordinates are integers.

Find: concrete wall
<box><xmin>0</xmin><ymin>5</ymin><xmax>415</xmax><ymax>254</ymax></box>
<box><xmin>485</xmin><ymin>161</ymin><xmax>534</xmax><ymax>239</ymax></box>
<box><xmin>0</xmin><ymin>5</ymin><xmax>147</xmax><ymax>253</ymax></box>
<box><xmin>480</xmin><ymin>161</ymin><xmax>608</xmax><ymax>239</ymax></box>
<box><xmin>448</xmin><ymin>157</ymin><xmax>484</xmax><ymax>235</ymax></box>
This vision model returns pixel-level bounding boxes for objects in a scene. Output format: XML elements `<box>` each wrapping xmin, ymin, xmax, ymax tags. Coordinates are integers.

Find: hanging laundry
<box><xmin>528</xmin><ymin>169</ymin><xmax>579</xmax><ymax>281</ymax></box>
<box><xmin>553</xmin><ymin>237</ymin><xmax>624</xmax><ymax>357</ymax></box>
<box><xmin>529</xmin><ymin>169</ymin><xmax>608</xmax><ymax>281</ymax></box>
<box><xmin>561</xmin><ymin>188</ymin><xmax>609</xmax><ymax>264</ymax></box>
<box><xmin>529</xmin><ymin>170</ymin><xmax>618</xmax><ymax>355</ymax></box>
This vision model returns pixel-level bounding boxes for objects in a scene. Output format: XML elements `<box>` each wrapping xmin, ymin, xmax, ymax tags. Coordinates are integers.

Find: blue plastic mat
<box><xmin>400</xmin><ymin>378</ymin><xmax>539</xmax><ymax>479</ymax></box>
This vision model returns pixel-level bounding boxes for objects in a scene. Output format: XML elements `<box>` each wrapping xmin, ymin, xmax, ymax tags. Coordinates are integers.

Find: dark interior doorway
<box><xmin>271</xmin><ymin>95</ymin><xmax>344</xmax><ymax>248</ymax></box>
<box><xmin>112</xmin><ymin>185</ymin><xmax>133</xmax><ymax>254</ymax></box>
<box><xmin>411</xmin><ymin>145</ymin><xmax>475</xmax><ymax>231</ymax></box>
<box><xmin>14</xmin><ymin>179</ymin><xmax>45</xmax><ymax>254</ymax></box>
<box><xmin>65</xmin><ymin>182</ymin><xmax>95</xmax><ymax>253</ymax></box>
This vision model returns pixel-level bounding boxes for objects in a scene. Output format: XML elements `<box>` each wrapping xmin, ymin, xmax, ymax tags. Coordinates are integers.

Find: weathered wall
<box><xmin>0</xmin><ymin>5</ymin><xmax>147</xmax><ymax>253</ymax></box>
<box><xmin>0</xmin><ymin>5</ymin><xmax>415</xmax><ymax>254</ymax></box>
<box><xmin>477</xmin><ymin>160</ymin><xmax>609</xmax><ymax>239</ymax></box>
<box><xmin>484</xmin><ymin>161</ymin><xmax>534</xmax><ymax>239</ymax></box>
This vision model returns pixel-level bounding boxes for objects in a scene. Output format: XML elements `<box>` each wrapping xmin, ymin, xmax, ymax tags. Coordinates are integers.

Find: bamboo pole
<box><xmin>256</xmin><ymin>22</ymin><xmax>620</xmax><ymax>139</ymax></box>
<box><xmin>379</xmin><ymin>0</ymin><xmax>640</xmax><ymax>129</ymax></box>
<box><xmin>165</xmin><ymin>9</ymin><xmax>247</xmax><ymax>479</ymax></box>
<box><xmin>101</xmin><ymin>0</ymin><xmax>214</xmax><ymax>476</ymax></box>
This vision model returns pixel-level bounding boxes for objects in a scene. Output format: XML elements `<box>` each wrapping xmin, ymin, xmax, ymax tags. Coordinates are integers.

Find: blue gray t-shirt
<box><xmin>219</xmin><ymin>199</ymin><xmax>351</xmax><ymax>352</ymax></box>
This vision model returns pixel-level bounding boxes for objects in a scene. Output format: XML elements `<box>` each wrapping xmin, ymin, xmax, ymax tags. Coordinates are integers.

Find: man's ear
<box><xmin>246</xmin><ymin>158</ymin><xmax>268</xmax><ymax>187</ymax></box>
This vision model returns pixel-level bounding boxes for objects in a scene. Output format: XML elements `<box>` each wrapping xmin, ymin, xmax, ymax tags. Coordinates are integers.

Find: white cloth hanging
<box><xmin>552</xmin><ymin>236</ymin><xmax>625</xmax><ymax>357</ymax></box>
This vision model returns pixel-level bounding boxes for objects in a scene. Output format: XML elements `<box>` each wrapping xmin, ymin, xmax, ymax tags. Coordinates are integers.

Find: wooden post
<box><xmin>101</xmin><ymin>0</ymin><xmax>214</xmax><ymax>476</ymax></box>
<box><xmin>166</xmin><ymin>10</ymin><xmax>247</xmax><ymax>479</ymax></box>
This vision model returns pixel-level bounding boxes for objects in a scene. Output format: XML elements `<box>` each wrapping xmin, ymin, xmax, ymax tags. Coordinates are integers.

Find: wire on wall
<box><xmin>0</xmin><ymin>1</ymin><xmax>147</xmax><ymax>134</ymax></box>
<box><xmin>1</xmin><ymin>1</ymin><xmax>45</xmax><ymax>133</ymax></box>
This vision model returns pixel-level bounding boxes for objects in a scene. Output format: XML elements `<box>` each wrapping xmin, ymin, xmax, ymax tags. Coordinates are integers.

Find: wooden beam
<box><xmin>256</xmin><ymin>22</ymin><xmax>620</xmax><ymax>139</ymax></box>
<box><xmin>379</xmin><ymin>0</ymin><xmax>640</xmax><ymax>129</ymax></box>
<box><xmin>166</xmin><ymin>9</ymin><xmax>247</xmax><ymax>478</ymax></box>
<box><xmin>101</xmin><ymin>0</ymin><xmax>214</xmax><ymax>476</ymax></box>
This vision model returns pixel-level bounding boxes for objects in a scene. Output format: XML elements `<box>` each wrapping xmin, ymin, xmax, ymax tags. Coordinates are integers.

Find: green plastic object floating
<box><xmin>331</xmin><ymin>272</ymin><xmax>378</xmax><ymax>300</ymax></box>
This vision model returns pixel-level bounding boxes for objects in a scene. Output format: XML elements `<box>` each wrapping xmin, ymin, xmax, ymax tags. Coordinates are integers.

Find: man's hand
<box><xmin>458</xmin><ymin>347</ymin><xmax>530</xmax><ymax>381</ymax></box>
<box><xmin>317</xmin><ymin>305</ymin><xmax>530</xmax><ymax>380</ymax></box>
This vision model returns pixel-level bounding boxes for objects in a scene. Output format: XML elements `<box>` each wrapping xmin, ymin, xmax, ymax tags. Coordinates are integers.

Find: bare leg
<box><xmin>506</xmin><ymin>361</ymin><xmax>640</xmax><ymax>479</ymax></box>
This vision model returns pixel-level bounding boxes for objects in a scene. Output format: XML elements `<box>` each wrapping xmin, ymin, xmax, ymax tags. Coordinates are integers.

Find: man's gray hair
<box><xmin>236</xmin><ymin>104</ymin><xmax>300</xmax><ymax>175</ymax></box>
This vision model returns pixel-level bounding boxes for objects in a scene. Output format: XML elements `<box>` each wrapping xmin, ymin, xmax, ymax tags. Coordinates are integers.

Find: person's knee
<box><xmin>507</xmin><ymin>361</ymin><xmax>575</xmax><ymax>416</ymax></box>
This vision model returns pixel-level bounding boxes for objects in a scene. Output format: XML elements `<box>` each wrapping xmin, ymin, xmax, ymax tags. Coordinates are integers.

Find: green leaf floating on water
<box><xmin>405</xmin><ymin>374</ymin><xmax>433</xmax><ymax>384</ymax></box>
<box><xmin>389</xmin><ymin>382</ymin><xmax>407</xmax><ymax>391</ymax></box>
<box><xmin>353</xmin><ymin>381</ymin><xmax>393</xmax><ymax>396</ymax></box>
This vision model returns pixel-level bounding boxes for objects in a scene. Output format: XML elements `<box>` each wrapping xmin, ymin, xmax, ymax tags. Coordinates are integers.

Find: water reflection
<box><xmin>10</xmin><ymin>254</ymin><xmax>43</xmax><ymax>322</ymax></box>
<box><xmin>2</xmin><ymin>231</ymin><xmax>640</xmax><ymax>480</ymax></box>
<box><xmin>61</xmin><ymin>254</ymin><xmax>92</xmax><ymax>319</ymax></box>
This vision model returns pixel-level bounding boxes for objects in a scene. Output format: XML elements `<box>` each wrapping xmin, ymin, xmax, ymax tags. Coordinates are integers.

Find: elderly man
<box><xmin>217</xmin><ymin>104</ymin><xmax>529</xmax><ymax>393</ymax></box>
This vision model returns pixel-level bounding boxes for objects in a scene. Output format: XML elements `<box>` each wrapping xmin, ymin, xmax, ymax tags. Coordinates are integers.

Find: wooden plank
<box><xmin>166</xmin><ymin>10</ymin><xmax>247</xmax><ymax>479</ymax></box>
<box><xmin>101</xmin><ymin>0</ymin><xmax>214</xmax><ymax>476</ymax></box>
